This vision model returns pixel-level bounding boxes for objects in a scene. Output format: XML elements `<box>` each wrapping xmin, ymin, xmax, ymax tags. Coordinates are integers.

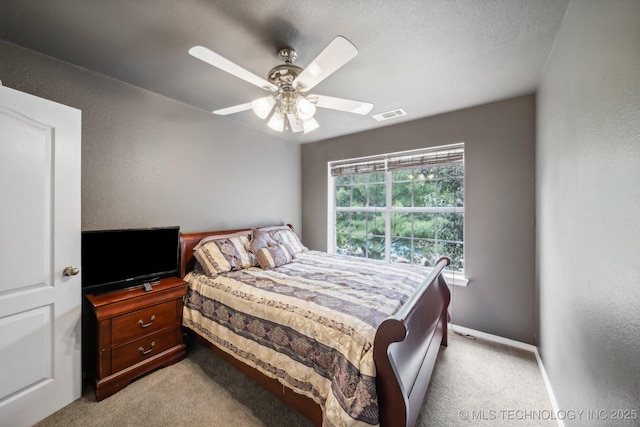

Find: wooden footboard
<box><xmin>374</xmin><ymin>256</ymin><xmax>451</xmax><ymax>427</ymax></box>
<box><xmin>179</xmin><ymin>228</ymin><xmax>451</xmax><ymax>427</ymax></box>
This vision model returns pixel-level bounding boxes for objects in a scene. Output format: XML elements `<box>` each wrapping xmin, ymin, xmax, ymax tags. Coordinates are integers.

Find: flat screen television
<box><xmin>81</xmin><ymin>226</ymin><xmax>180</xmax><ymax>295</ymax></box>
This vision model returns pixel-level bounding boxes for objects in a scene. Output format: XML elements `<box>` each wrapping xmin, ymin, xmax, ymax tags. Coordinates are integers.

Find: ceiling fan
<box><xmin>189</xmin><ymin>36</ymin><xmax>374</xmax><ymax>134</ymax></box>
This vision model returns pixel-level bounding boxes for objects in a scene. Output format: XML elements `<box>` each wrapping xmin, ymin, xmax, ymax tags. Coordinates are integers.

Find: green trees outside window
<box><xmin>332</xmin><ymin>147</ymin><xmax>464</xmax><ymax>273</ymax></box>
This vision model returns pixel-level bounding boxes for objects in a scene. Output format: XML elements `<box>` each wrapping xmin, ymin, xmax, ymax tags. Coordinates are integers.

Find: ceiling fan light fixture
<box><xmin>302</xmin><ymin>117</ymin><xmax>320</xmax><ymax>134</ymax></box>
<box><xmin>251</xmin><ymin>96</ymin><xmax>276</xmax><ymax>119</ymax></box>
<box><xmin>296</xmin><ymin>96</ymin><xmax>317</xmax><ymax>121</ymax></box>
<box><xmin>267</xmin><ymin>110</ymin><xmax>286</xmax><ymax>132</ymax></box>
<box><xmin>191</xmin><ymin>36</ymin><xmax>373</xmax><ymax>135</ymax></box>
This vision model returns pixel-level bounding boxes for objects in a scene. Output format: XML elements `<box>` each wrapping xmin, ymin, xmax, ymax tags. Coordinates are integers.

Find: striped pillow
<box><xmin>193</xmin><ymin>235</ymin><xmax>256</xmax><ymax>276</ymax></box>
<box><xmin>255</xmin><ymin>244</ymin><xmax>293</xmax><ymax>270</ymax></box>
<box><xmin>260</xmin><ymin>226</ymin><xmax>307</xmax><ymax>254</ymax></box>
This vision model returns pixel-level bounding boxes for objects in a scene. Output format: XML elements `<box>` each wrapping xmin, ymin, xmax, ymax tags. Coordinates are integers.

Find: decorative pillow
<box><xmin>249</xmin><ymin>228</ymin><xmax>279</xmax><ymax>253</ymax></box>
<box><xmin>255</xmin><ymin>244</ymin><xmax>294</xmax><ymax>270</ymax></box>
<box><xmin>261</xmin><ymin>226</ymin><xmax>307</xmax><ymax>254</ymax></box>
<box><xmin>193</xmin><ymin>230</ymin><xmax>251</xmax><ymax>250</ymax></box>
<box><xmin>193</xmin><ymin>234</ymin><xmax>256</xmax><ymax>276</ymax></box>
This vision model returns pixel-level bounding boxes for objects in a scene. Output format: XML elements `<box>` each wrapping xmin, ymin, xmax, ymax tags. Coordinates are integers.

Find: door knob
<box><xmin>63</xmin><ymin>266</ymin><xmax>80</xmax><ymax>276</ymax></box>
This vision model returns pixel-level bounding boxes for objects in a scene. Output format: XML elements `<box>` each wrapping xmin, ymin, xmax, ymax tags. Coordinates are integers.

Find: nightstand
<box><xmin>85</xmin><ymin>277</ymin><xmax>187</xmax><ymax>400</ymax></box>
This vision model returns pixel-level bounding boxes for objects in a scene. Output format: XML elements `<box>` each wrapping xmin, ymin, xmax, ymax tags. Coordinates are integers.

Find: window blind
<box><xmin>330</xmin><ymin>144</ymin><xmax>464</xmax><ymax>177</ymax></box>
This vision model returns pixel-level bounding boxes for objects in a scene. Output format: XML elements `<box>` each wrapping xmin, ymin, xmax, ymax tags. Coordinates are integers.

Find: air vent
<box><xmin>372</xmin><ymin>109</ymin><xmax>407</xmax><ymax>122</ymax></box>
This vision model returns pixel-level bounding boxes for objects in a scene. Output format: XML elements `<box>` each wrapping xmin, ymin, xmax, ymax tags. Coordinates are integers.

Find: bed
<box><xmin>179</xmin><ymin>225</ymin><xmax>450</xmax><ymax>427</ymax></box>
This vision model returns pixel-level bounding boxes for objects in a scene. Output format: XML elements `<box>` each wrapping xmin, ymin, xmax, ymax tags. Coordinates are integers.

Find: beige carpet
<box><xmin>36</xmin><ymin>331</ymin><xmax>555</xmax><ymax>426</ymax></box>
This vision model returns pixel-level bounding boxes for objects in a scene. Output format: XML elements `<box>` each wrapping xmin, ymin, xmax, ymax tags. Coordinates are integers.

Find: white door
<box><xmin>0</xmin><ymin>85</ymin><xmax>81</xmax><ymax>426</ymax></box>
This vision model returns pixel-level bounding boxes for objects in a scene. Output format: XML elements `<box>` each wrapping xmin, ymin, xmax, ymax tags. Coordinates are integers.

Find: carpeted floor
<box><xmin>36</xmin><ymin>331</ymin><xmax>555</xmax><ymax>426</ymax></box>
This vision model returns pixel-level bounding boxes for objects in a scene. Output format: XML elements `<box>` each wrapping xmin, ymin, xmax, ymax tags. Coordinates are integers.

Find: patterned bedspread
<box><xmin>182</xmin><ymin>250</ymin><xmax>429</xmax><ymax>427</ymax></box>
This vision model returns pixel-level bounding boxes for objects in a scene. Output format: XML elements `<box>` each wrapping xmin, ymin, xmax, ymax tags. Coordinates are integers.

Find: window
<box><xmin>329</xmin><ymin>144</ymin><xmax>465</xmax><ymax>278</ymax></box>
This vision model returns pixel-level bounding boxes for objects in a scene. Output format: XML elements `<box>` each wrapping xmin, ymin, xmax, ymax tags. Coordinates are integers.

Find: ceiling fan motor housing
<box><xmin>268</xmin><ymin>64</ymin><xmax>302</xmax><ymax>89</ymax></box>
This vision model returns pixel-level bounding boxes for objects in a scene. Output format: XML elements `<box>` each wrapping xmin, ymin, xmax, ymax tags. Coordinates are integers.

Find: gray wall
<box><xmin>0</xmin><ymin>40</ymin><xmax>300</xmax><ymax>233</ymax></box>
<box><xmin>537</xmin><ymin>0</ymin><xmax>640</xmax><ymax>422</ymax></box>
<box><xmin>302</xmin><ymin>95</ymin><xmax>537</xmax><ymax>344</ymax></box>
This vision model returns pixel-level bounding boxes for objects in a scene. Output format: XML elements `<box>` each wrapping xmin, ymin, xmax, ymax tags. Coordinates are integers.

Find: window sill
<box><xmin>441</xmin><ymin>270</ymin><xmax>469</xmax><ymax>287</ymax></box>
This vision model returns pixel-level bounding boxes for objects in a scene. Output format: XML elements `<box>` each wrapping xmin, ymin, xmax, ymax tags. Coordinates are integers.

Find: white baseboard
<box><xmin>449</xmin><ymin>324</ymin><xmax>564</xmax><ymax>427</ymax></box>
<box><xmin>531</xmin><ymin>347</ymin><xmax>564</xmax><ymax>427</ymax></box>
<box><xmin>450</xmin><ymin>324</ymin><xmax>537</xmax><ymax>352</ymax></box>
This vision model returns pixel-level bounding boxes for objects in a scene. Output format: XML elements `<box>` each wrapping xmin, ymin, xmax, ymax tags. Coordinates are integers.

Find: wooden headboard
<box><xmin>178</xmin><ymin>224</ymin><xmax>294</xmax><ymax>278</ymax></box>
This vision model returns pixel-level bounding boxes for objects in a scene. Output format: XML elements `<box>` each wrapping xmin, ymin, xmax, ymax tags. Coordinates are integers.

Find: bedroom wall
<box><xmin>537</xmin><ymin>0</ymin><xmax>640</xmax><ymax>422</ymax></box>
<box><xmin>301</xmin><ymin>95</ymin><xmax>537</xmax><ymax>344</ymax></box>
<box><xmin>0</xmin><ymin>40</ymin><xmax>301</xmax><ymax>234</ymax></box>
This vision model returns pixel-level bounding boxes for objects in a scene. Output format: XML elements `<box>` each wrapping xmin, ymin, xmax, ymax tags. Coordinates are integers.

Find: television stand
<box><xmin>84</xmin><ymin>277</ymin><xmax>187</xmax><ymax>400</ymax></box>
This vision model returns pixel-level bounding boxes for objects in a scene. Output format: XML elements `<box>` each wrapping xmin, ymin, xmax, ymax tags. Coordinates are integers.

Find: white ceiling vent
<box><xmin>372</xmin><ymin>108</ymin><xmax>407</xmax><ymax>122</ymax></box>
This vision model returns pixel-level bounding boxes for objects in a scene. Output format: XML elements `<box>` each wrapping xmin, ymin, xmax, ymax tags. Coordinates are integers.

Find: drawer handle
<box><xmin>138</xmin><ymin>315</ymin><xmax>156</xmax><ymax>328</ymax></box>
<box><xmin>138</xmin><ymin>341</ymin><xmax>156</xmax><ymax>355</ymax></box>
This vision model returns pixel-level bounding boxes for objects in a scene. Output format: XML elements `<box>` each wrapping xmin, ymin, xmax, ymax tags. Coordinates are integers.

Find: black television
<box><xmin>81</xmin><ymin>226</ymin><xmax>180</xmax><ymax>295</ymax></box>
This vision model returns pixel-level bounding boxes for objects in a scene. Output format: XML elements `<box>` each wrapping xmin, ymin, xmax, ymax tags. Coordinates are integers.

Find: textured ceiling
<box><xmin>0</xmin><ymin>0</ymin><xmax>569</xmax><ymax>143</ymax></box>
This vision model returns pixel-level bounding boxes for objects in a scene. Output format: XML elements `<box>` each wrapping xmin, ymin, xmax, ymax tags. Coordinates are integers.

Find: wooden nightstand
<box><xmin>85</xmin><ymin>277</ymin><xmax>187</xmax><ymax>401</ymax></box>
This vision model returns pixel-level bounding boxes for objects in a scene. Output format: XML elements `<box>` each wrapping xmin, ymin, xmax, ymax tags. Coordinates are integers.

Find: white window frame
<box><xmin>327</xmin><ymin>144</ymin><xmax>469</xmax><ymax>286</ymax></box>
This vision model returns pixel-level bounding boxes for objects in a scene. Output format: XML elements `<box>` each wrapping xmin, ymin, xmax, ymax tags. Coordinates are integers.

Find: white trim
<box><xmin>450</xmin><ymin>324</ymin><xmax>537</xmax><ymax>352</ymax></box>
<box><xmin>442</xmin><ymin>270</ymin><xmax>469</xmax><ymax>287</ymax></box>
<box><xmin>449</xmin><ymin>325</ymin><xmax>563</xmax><ymax>427</ymax></box>
<box><xmin>327</xmin><ymin>162</ymin><xmax>335</xmax><ymax>252</ymax></box>
<box><xmin>533</xmin><ymin>348</ymin><xmax>565</xmax><ymax>427</ymax></box>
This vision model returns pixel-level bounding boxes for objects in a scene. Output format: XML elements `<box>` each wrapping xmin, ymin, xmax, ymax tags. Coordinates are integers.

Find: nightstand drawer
<box><xmin>112</xmin><ymin>300</ymin><xmax>176</xmax><ymax>344</ymax></box>
<box><xmin>86</xmin><ymin>277</ymin><xmax>187</xmax><ymax>400</ymax></box>
<box><xmin>111</xmin><ymin>327</ymin><xmax>178</xmax><ymax>372</ymax></box>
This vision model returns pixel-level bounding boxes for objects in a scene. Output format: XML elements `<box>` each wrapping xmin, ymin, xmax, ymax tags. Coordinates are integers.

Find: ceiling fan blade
<box><xmin>287</xmin><ymin>114</ymin><xmax>304</xmax><ymax>133</ymax></box>
<box><xmin>189</xmin><ymin>45</ymin><xmax>278</xmax><ymax>91</ymax></box>
<box><xmin>312</xmin><ymin>94</ymin><xmax>373</xmax><ymax>115</ymax></box>
<box><xmin>294</xmin><ymin>36</ymin><xmax>358</xmax><ymax>92</ymax></box>
<box><xmin>213</xmin><ymin>102</ymin><xmax>253</xmax><ymax>115</ymax></box>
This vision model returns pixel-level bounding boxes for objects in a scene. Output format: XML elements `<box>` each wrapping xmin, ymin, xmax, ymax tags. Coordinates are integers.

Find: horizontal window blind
<box><xmin>330</xmin><ymin>144</ymin><xmax>464</xmax><ymax>177</ymax></box>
